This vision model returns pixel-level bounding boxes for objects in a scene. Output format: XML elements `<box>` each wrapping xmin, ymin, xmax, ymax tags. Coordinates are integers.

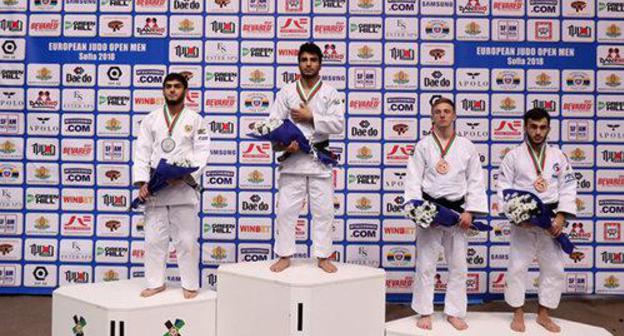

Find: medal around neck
<box><xmin>162</xmin><ymin>104</ymin><xmax>183</xmax><ymax>154</ymax></box>
<box><xmin>296</xmin><ymin>78</ymin><xmax>323</xmax><ymax>105</ymax></box>
<box><xmin>161</xmin><ymin>137</ymin><xmax>176</xmax><ymax>153</ymax></box>
<box><xmin>527</xmin><ymin>142</ymin><xmax>548</xmax><ymax>193</ymax></box>
<box><xmin>431</xmin><ymin>130</ymin><xmax>456</xmax><ymax>175</ymax></box>
<box><xmin>534</xmin><ymin>175</ymin><xmax>548</xmax><ymax>193</ymax></box>
<box><xmin>435</xmin><ymin>159</ymin><xmax>449</xmax><ymax>175</ymax></box>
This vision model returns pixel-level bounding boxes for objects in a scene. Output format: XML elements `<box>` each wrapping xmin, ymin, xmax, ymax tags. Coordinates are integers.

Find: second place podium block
<box><xmin>52</xmin><ymin>279</ymin><xmax>217</xmax><ymax>336</ymax></box>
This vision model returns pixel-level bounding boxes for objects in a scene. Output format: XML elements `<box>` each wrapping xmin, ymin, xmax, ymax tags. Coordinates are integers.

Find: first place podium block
<box><xmin>52</xmin><ymin>279</ymin><xmax>216</xmax><ymax>336</ymax></box>
<box><xmin>217</xmin><ymin>259</ymin><xmax>386</xmax><ymax>336</ymax></box>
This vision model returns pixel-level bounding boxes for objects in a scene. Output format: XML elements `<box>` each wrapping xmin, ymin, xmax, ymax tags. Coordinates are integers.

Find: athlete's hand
<box><xmin>291</xmin><ymin>103</ymin><xmax>313</xmax><ymax>124</ymax></box>
<box><xmin>458</xmin><ymin>212</ymin><xmax>473</xmax><ymax>230</ymax></box>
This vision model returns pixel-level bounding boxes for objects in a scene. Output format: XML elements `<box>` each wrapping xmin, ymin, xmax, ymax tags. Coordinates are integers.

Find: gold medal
<box><xmin>435</xmin><ymin>159</ymin><xmax>449</xmax><ymax>175</ymax></box>
<box><xmin>534</xmin><ymin>175</ymin><xmax>548</xmax><ymax>193</ymax></box>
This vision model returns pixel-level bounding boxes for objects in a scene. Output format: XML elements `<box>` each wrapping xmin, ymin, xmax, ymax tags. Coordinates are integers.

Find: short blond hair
<box><xmin>431</xmin><ymin>97</ymin><xmax>455</xmax><ymax>112</ymax></box>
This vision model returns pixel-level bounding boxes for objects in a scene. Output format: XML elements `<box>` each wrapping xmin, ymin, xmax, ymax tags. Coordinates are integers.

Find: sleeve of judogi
<box><xmin>268</xmin><ymin>89</ymin><xmax>289</xmax><ymax>120</ymax></box>
<box><xmin>189</xmin><ymin>116</ymin><xmax>211</xmax><ymax>184</ymax></box>
<box><xmin>132</xmin><ymin>113</ymin><xmax>154</xmax><ymax>186</ymax></box>
<box><xmin>496</xmin><ymin>149</ymin><xmax>516</xmax><ymax>204</ymax></box>
<box><xmin>404</xmin><ymin>142</ymin><xmax>425</xmax><ymax>202</ymax></box>
<box><xmin>464</xmin><ymin>142</ymin><xmax>488</xmax><ymax>214</ymax></box>
<box><xmin>313</xmin><ymin>89</ymin><xmax>344</xmax><ymax>135</ymax></box>
<box><xmin>555</xmin><ymin>152</ymin><xmax>577</xmax><ymax>217</ymax></box>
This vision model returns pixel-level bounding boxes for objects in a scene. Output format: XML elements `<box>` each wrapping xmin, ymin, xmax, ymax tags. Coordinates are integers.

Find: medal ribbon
<box><xmin>163</xmin><ymin>104</ymin><xmax>184</xmax><ymax>137</ymax></box>
<box><xmin>527</xmin><ymin>142</ymin><xmax>547</xmax><ymax>176</ymax></box>
<box><xmin>296</xmin><ymin>78</ymin><xmax>323</xmax><ymax>104</ymax></box>
<box><xmin>431</xmin><ymin>129</ymin><xmax>456</xmax><ymax>159</ymax></box>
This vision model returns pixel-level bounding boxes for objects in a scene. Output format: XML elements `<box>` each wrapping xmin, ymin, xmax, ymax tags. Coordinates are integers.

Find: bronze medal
<box><xmin>534</xmin><ymin>175</ymin><xmax>548</xmax><ymax>193</ymax></box>
<box><xmin>527</xmin><ymin>142</ymin><xmax>548</xmax><ymax>193</ymax></box>
<box><xmin>431</xmin><ymin>130</ymin><xmax>456</xmax><ymax>175</ymax></box>
<box><xmin>435</xmin><ymin>159</ymin><xmax>449</xmax><ymax>175</ymax></box>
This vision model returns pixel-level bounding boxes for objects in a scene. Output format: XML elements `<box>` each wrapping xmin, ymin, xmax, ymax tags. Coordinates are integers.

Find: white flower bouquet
<box><xmin>502</xmin><ymin>188</ymin><xmax>575</xmax><ymax>254</ymax></box>
<box><xmin>502</xmin><ymin>191</ymin><xmax>540</xmax><ymax>225</ymax></box>
<box><xmin>404</xmin><ymin>200</ymin><xmax>438</xmax><ymax>228</ymax></box>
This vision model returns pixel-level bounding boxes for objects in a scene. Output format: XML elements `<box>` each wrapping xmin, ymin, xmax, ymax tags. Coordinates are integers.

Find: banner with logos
<box><xmin>0</xmin><ymin>0</ymin><xmax>623</xmax><ymax>300</ymax></box>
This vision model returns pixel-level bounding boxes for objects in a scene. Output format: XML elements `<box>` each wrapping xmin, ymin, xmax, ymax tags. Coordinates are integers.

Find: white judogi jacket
<box><xmin>497</xmin><ymin>142</ymin><xmax>577</xmax><ymax>216</ymax></box>
<box><xmin>132</xmin><ymin>106</ymin><xmax>211</xmax><ymax>206</ymax></box>
<box><xmin>268</xmin><ymin>80</ymin><xmax>345</xmax><ymax>177</ymax></box>
<box><xmin>404</xmin><ymin>134</ymin><xmax>488</xmax><ymax>214</ymax></box>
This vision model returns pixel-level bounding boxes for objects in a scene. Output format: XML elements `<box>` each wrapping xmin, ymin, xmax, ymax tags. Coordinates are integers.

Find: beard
<box><xmin>165</xmin><ymin>94</ymin><xmax>185</xmax><ymax>106</ymax></box>
<box><xmin>526</xmin><ymin>134</ymin><xmax>546</xmax><ymax>147</ymax></box>
<box><xmin>299</xmin><ymin>66</ymin><xmax>320</xmax><ymax>80</ymax></box>
<box><xmin>300</xmin><ymin>71</ymin><xmax>318</xmax><ymax>80</ymax></box>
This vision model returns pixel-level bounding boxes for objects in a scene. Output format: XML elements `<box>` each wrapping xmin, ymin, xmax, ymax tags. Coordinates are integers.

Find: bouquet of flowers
<box><xmin>131</xmin><ymin>157</ymin><xmax>199</xmax><ymax>209</ymax></box>
<box><xmin>248</xmin><ymin>118</ymin><xmax>337</xmax><ymax>166</ymax></box>
<box><xmin>404</xmin><ymin>199</ymin><xmax>492</xmax><ymax>232</ymax></box>
<box><xmin>502</xmin><ymin>188</ymin><xmax>575</xmax><ymax>254</ymax></box>
<box><xmin>502</xmin><ymin>190</ymin><xmax>540</xmax><ymax>224</ymax></box>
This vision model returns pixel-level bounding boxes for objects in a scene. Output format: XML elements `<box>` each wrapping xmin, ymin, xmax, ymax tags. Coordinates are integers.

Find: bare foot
<box><xmin>183</xmin><ymin>288</ymin><xmax>198</xmax><ymax>299</ymax></box>
<box><xmin>416</xmin><ymin>315</ymin><xmax>432</xmax><ymax>330</ymax></box>
<box><xmin>317</xmin><ymin>258</ymin><xmax>337</xmax><ymax>273</ymax></box>
<box><xmin>270</xmin><ymin>257</ymin><xmax>291</xmax><ymax>272</ymax></box>
<box><xmin>140</xmin><ymin>285</ymin><xmax>166</xmax><ymax>297</ymax></box>
<box><xmin>447</xmin><ymin>315</ymin><xmax>468</xmax><ymax>330</ymax></box>
<box><xmin>511</xmin><ymin>309</ymin><xmax>526</xmax><ymax>332</ymax></box>
<box><xmin>537</xmin><ymin>314</ymin><xmax>561</xmax><ymax>333</ymax></box>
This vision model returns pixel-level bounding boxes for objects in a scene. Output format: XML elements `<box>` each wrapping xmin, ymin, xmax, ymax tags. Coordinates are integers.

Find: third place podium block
<box><xmin>217</xmin><ymin>259</ymin><xmax>386</xmax><ymax>336</ymax></box>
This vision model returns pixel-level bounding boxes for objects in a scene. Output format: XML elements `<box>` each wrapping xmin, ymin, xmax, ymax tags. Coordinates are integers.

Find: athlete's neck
<box><xmin>433</xmin><ymin>126</ymin><xmax>454</xmax><ymax>140</ymax></box>
<box><xmin>167</xmin><ymin>102</ymin><xmax>184</xmax><ymax>116</ymax></box>
<box><xmin>527</xmin><ymin>139</ymin><xmax>546</xmax><ymax>152</ymax></box>
<box><xmin>300</xmin><ymin>75</ymin><xmax>320</xmax><ymax>91</ymax></box>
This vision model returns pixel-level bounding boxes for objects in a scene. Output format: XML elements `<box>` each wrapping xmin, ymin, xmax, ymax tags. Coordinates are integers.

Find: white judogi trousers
<box><xmin>505</xmin><ymin>225</ymin><xmax>565</xmax><ymax>309</ymax></box>
<box><xmin>144</xmin><ymin>203</ymin><xmax>200</xmax><ymax>290</ymax></box>
<box><xmin>274</xmin><ymin>173</ymin><xmax>334</xmax><ymax>259</ymax></box>
<box><xmin>412</xmin><ymin>225</ymin><xmax>468</xmax><ymax>318</ymax></box>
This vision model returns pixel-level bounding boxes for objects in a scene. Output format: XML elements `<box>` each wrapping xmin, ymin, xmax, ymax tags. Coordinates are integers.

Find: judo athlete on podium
<box><xmin>404</xmin><ymin>97</ymin><xmax>488</xmax><ymax>330</ymax></box>
<box><xmin>268</xmin><ymin>42</ymin><xmax>345</xmax><ymax>273</ymax></box>
<box><xmin>497</xmin><ymin>108</ymin><xmax>577</xmax><ymax>333</ymax></box>
<box><xmin>133</xmin><ymin>73</ymin><xmax>211</xmax><ymax>299</ymax></box>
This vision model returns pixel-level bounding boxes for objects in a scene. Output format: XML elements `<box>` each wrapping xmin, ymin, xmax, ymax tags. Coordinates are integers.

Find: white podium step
<box><xmin>52</xmin><ymin>279</ymin><xmax>216</xmax><ymax>336</ymax></box>
<box><xmin>217</xmin><ymin>259</ymin><xmax>386</xmax><ymax>336</ymax></box>
<box><xmin>385</xmin><ymin>313</ymin><xmax>613</xmax><ymax>336</ymax></box>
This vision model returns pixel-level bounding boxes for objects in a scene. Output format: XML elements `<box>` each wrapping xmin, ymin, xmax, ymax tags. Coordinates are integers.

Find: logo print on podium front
<box><xmin>72</xmin><ymin>315</ymin><xmax>86</xmax><ymax>336</ymax></box>
<box><xmin>164</xmin><ymin>319</ymin><xmax>185</xmax><ymax>336</ymax></box>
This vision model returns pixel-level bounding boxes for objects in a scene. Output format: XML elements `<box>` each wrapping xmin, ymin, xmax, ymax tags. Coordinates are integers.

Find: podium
<box><xmin>217</xmin><ymin>259</ymin><xmax>386</xmax><ymax>336</ymax></box>
<box><xmin>52</xmin><ymin>279</ymin><xmax>216</xmax><ymax>336</ymax></box>
<box><xmin>385</xmin><ymin>313</ymin><xmax>613</xmax><ymax>336</ymax></box>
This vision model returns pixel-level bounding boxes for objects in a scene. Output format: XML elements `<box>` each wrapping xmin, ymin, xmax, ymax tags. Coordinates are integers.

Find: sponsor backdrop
<box><xmin>0</xmin><ymin>0</ymin><xmax>623</xmax><ymax>301</ymax></box>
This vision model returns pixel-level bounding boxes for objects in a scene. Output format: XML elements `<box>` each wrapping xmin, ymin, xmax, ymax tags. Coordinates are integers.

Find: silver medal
<box><xmin>161</xmin><ymin>137</ymin><xmax>176</xmax><ymax>153</ymax></box>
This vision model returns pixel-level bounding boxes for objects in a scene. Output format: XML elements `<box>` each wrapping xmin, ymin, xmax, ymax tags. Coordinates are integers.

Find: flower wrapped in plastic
<box><xmin>247</xmin><ymin>118</ymin><xmax>337</xmax><ymax>166</ymax></box>
<box><xmin>404</xmin><ymin>199</ymin><xmax>492</xmax><ymax>232</ymax></box>
<box><xmin>502</xmin><ymin>188</ymin><xmax>575</xmax><ymax>254</ymax></box>
<box><xmin>131</xmin><ymin>157</ymin><xmax>199</xmax><ymax>209</ymax></box>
